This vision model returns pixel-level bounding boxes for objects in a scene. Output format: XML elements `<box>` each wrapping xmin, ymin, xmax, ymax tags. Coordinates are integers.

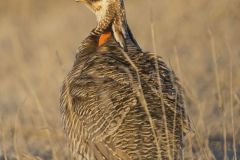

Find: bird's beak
<box><xmin>75</xmin><ymin>0</ymin><xmax>84</xmax><ymax>2</ymax></box>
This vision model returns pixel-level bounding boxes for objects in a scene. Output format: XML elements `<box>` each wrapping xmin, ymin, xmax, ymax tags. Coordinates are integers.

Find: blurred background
<box><xmin>0</xmin><ymin>0</ymin><xmax>240</xmax><ymax>159</ymax></box>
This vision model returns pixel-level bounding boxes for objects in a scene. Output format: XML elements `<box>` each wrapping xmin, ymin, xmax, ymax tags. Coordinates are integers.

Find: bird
<box><xmin>60</xmin><ymin>0</ymin><xmax>192</xmax><ymax>159</ymax></box>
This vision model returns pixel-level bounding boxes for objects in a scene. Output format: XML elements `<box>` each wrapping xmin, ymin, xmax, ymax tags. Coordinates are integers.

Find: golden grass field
<box><xmin>0</xmin><ymin>0</ymin><xmax>240</xmax><ymax>159</ymax></box>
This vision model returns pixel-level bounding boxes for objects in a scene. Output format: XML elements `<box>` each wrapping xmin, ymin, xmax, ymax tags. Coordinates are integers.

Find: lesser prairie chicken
<box><xmin>60</xmin><ymin>0</ymin><xmax>192</xmax><ymax>159</ymax></box>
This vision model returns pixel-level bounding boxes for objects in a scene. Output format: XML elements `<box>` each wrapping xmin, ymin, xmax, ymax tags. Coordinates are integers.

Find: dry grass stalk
<box><xmin>9</xmin><ymin>30</ymin><xmax>58</xmax><ymax>160</ymax></box>
<box><xmin>149</xmin><ymin>6</ymin><xmax>173</xmax><ymax>159</ymax></box>
<box><xmin>226</xmin><ymin>41</ymin><xmax>237</xmax><ymax>160</ymax></box>
<box><xmin>120</xmin><ymin>49</ymin><xmax>162</xmax><ymax>160</ymax></box>
<box><xmin>209</xmin><ymin>29</ymin><xmax>227</xmax><ymax>160</ymax></box>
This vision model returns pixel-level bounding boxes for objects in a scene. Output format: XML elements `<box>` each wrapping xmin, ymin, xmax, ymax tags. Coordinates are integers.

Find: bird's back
<box><xmin>60</xmin><ymin>37</ymin><xmax>191</xmax><ymax>160</ymax></box>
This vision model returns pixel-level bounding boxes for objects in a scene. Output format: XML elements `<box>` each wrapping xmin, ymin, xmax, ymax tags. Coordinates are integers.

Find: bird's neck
<box><xmin>94</xmin><ymin>22</ymin><xmax>141</xmax><ymax>51</ymax></box>
<box><xmin>90</xmin><ymin>3</ymin><xmax>141</xmax><ymax>52</ymax></box>
<box><xmin>75</xmin><ymin>24</ymin><xmax>141</xmax><ymax>62</ymax></box>
<box><xmin>98</xmin><ymin>31</ymin><xmax>112</xmax><ymax>46</ymax></box>
<box><xmin>123</xmin><ymin>23</ymin><xmax>142</xmax><ymax>51</ymax></box>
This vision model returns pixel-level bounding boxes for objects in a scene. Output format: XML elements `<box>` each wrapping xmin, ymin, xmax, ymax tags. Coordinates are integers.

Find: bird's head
<box><xmin>76</xmin><ymin>0</ymin><xmax>129</xmax><ymax>51</ymax></box>
<box><xmin>76</xmin><ymin>0</ymin><xmax>124</xmax><ymax>22</ymax></box>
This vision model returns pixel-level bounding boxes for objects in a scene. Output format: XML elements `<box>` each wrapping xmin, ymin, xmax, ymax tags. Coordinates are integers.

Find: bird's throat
<box><xmin>98</xmin><ymin>32</ymin><xmax>112</xmax><ymax>46</ymax></box>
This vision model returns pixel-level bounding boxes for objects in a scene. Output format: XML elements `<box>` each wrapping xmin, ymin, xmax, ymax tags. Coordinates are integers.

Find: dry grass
<box><xmin>1</xmin><ymin>0</ymin><xmax>240</xmax><ymax>159</ymax></box>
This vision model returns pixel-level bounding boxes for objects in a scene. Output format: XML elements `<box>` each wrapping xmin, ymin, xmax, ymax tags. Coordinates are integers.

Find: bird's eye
<box><xmin>86</xmin><ymin>0</ymin><xmax>101</xmax><ymax>4</ymax></box>
<box><xmin>90</xmin><ymin>0</ymin><xmax>101</xmax><ymax>2</ymax></box>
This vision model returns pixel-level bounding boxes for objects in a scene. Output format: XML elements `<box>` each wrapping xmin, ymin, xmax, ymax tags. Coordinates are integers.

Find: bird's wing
<box><xmin>92</xmin><ymin>141</ymin><xmax>132</xmax><ymax>160</ymax></box>
<box><xmin>60</xmin><ymin>54</ymin><xmax>136</xmax><ymax>159</ymax></box>
<box><xmin>151</xmin><ymin>53</ymin><xmax>192</xmax><ymax>135</ymax></box>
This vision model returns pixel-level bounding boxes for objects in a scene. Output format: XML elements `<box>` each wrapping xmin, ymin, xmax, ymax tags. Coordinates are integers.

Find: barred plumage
<box><xmin>60</xmin><ymin>0</ymin><xmax>192</xmax><ymax>159</ymax></box>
